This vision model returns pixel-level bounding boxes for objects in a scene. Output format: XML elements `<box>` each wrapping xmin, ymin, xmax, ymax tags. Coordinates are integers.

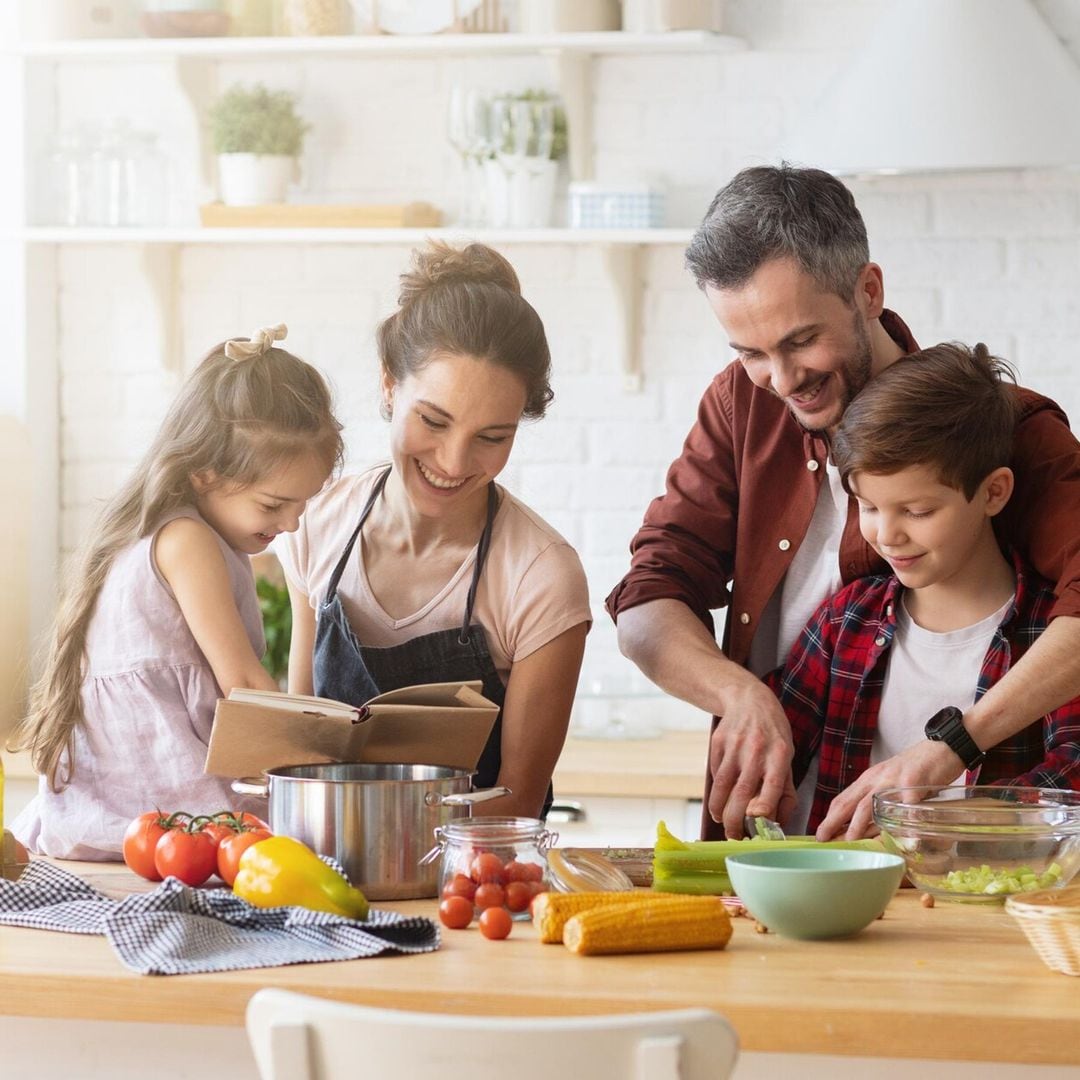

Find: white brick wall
<box><xmin>49</xmin><ymin>0</ymin><xmax>1080</xmax><ymax>733</ymax></box>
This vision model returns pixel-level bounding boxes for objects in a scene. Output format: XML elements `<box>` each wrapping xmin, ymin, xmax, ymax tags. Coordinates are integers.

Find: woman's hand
<box><xmin>478</xmin><ymin>622</ymin><xmax>589</xmax><ymax>819</ymax></box>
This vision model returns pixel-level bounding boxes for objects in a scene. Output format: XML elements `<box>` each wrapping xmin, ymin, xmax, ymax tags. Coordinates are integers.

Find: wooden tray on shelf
<box><xmin>198</xmin><ymin>202</ymin><xmax>443</xmax><ymax>228</ymax></box>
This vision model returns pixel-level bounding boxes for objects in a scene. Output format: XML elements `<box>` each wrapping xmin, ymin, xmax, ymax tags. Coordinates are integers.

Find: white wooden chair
<box><xmin>246</xmin><ymin>988</ymin><xmax>739</xmax><ymax>1080</ymax></box>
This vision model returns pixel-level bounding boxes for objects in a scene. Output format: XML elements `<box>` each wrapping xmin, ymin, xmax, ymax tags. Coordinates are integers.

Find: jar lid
<box><xmin>440</xmin><ymin>817</ymin><xmax>551</xmax><ymax>845</ymax></box>
<box><xmin>547</xmin><ymin>848</ymin><xmax>635</xmax><ymax>893</ymax></box>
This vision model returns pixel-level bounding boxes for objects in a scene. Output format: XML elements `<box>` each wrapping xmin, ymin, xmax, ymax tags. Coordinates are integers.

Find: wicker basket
<box><xmin>1006</xmin><ymin>885</ymin><xmax>1080</xmax><ymax>976</ymax></box>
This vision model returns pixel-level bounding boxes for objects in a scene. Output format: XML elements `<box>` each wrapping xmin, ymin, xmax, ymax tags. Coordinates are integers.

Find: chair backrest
<box><xmin>246</xmin><ymin>989</ymin><xmax>738</xmax><ymax>1080</ymax></box>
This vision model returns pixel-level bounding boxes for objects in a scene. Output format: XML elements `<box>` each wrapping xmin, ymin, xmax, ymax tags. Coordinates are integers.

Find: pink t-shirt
<box><xmin>278</xmin><ymin>465</ymin><xmax>591</xmax><ymax>683</ymax></box>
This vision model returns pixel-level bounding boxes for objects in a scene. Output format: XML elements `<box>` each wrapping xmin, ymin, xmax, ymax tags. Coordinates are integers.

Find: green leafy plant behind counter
<box><xmin>210</xmin><ymin>83</ymin><xmax>310</xmax><ymax>156</ymax></box>
<box><xmin>257</xmin><ymin>576</ymin><xmax>291</xmax><ymax>686</ymax></box>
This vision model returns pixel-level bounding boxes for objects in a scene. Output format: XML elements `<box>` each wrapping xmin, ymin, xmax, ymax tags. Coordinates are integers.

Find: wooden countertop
<box><xmin>552</xmin><ymin>731</ymin><xmax>708</xmax><ymax>800</ymax></box>
<box><xmin>5</xmin><ymin>732</ymin><xmax>711</xmax><ymax>802</ymax></box>
<box><xmin>1</xmin><ymin>861</ymin><xmax>1077</xmax><ymax>1065</ymax></box>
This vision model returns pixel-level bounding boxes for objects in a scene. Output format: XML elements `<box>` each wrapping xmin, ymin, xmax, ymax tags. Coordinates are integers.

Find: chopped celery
<box><xmin>936</xmin><ymin>861</ymin><xmax>1064</xmax><ymax>896</ymax></box>
<box><xmin>650</xmin><ymin>821</ymin><xmax>884</xmax><ymax>895</ymax></box>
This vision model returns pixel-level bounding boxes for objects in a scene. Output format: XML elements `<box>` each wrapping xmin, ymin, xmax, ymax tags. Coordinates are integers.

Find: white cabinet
<box><xmin>548</xmin><ymin>794</ymin><xmax>703</xmax><ymax>847</ymax></box>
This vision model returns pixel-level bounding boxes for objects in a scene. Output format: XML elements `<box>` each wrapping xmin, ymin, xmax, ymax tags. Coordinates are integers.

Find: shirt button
<box><xmin>778</xmin><ymin>539</ymin><xmax>791</xmax><ymax>551</ymax></box>
<box><xmin>740</xmin><ymin>612</ymin><xmax>751</xmax><ymax>625</ymax></box>
<box><xmin>807</xmin><ymin>460</ymin><xmax>820</xmax><ymax>472</ymax></box>
<box><xmin>886</xmin><ymin>604</ymin><xmax>893</xmax><ymax>616</ymax></box>
<box><xmin>874</xmin><ymin>635</ymin><xmax>886</xmax><ymax>647</ymax></box>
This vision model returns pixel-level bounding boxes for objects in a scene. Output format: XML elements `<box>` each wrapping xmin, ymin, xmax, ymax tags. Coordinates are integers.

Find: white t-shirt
<box><xmin>747</xmin><ymin>462</ymin><xmax>847</xmax><ymax>832</ymax></box>
<box><xmin>277</xmin><ymin>466</ymin><xmax>592</xmax><ymax>685</ymax></box>
<box><xmin>748</xmin><ymin>460</ymin><xmax>847</xmax><ymax>677</ymax></box>
<box><xmin>871</xmin><ymin>593</ymin><xmax>1014</xmax><ymax>775</ymax></box>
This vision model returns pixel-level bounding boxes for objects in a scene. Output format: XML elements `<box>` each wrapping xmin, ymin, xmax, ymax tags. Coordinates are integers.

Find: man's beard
<box><xmin>788</xmin><ymin>310</ymin><xmax>874</xmax><ymax>433</ymax></box>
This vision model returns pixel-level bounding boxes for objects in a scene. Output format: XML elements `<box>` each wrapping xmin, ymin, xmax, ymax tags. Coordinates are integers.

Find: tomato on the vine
<box><xmin>217</xmin><ymin>828</ymin><xmax>272</xmax><ymax>886</ymax></box>
<box><xmin>154</xmin><ymin>827</ymin><xmax>218</xmax><ymax>886</ymax></box>
<box><xmin>123</xmin><ymin>811</ymin><xmax>178</xmax><ymax>881</ymax></box>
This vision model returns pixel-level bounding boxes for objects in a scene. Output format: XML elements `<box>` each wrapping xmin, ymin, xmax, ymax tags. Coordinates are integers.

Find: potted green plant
<box><xmin>209</xmin><ymin>83</ymin><xmax>310</xmax><ymax>206</ymax></box>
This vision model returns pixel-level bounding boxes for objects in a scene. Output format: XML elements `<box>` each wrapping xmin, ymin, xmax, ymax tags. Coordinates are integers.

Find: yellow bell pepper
<box><xmin>233</xmin><ymin>836</ymin><xmax>369</xmax><ymax>919</ymax></box>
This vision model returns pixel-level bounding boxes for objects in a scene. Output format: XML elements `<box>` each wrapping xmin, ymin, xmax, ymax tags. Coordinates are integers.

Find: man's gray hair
<box><xmin>685</xmin><ymin>164</ymin><xmax>870</xmax><ymax>300</ymax></box>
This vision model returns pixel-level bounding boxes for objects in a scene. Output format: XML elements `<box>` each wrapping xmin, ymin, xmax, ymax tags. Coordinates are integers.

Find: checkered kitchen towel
<box><xmin>0</xmin><ymin>859</ymin><xmax>440</xmax><ymax>975</ymax></box>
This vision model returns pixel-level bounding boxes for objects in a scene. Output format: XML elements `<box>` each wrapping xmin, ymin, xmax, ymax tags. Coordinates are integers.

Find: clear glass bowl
<box><xmin>872</xmin><ymin>786</ymin><xmax>1080</xmax><ymax>904</ymax></box>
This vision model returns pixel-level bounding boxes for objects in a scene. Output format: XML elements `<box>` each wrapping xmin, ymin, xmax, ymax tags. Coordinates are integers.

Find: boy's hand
<box><xmin>815</xmin><ymin>739</ymin><xmax>964</xmax><ymax>841</ymax></box>
<box><xmin>708</xmin><ymin>681</ymin><xmax>797</xmax><ymax>838</ymax></box>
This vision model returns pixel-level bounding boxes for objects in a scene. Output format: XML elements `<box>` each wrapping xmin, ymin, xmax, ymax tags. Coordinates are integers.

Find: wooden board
<box><xmin>2</xmin><ymin>859</ymin><xmax>1079</xmax><ymax>1065</ymax></box>
<box><xmin>198</xmin><ymin>201</ymin><xmax>443</xmax><ymax>228</ymax></box>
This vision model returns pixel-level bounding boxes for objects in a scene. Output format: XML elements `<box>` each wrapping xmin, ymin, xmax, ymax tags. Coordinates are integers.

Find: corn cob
<box><xmin>563</xmin><ymin>897</ymin><xmax>733</xmax><ymax>956</ymax></box>
<box><xmin>532</xmin><ymin>890</ymin><xmax>672</xmax><ymax>943</ymax></box>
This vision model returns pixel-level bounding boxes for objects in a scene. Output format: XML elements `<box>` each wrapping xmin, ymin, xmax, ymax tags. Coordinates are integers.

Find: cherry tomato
<box><xmin>473</xmin><ymin>882</ymin><xmax>506</xmax><ymax>910</ymax></box>
<box><xmin>470</xmin><ymin>852</ymin><xmax>507</xmax><ymax>885</ymax></box>
<box><xmin>154</xmin><ymin>828</ymin><xmax>218</xmax><ymax>886</ymax></box>
<box><xmin>478</xmin><ymin>906</ymin><xmax>513</xmax><ymax>940</ymax></box>
<box><xmin>122</xmin><ymin>811</ymin><xmax>174</xmax><ymax>881</ymax></box>
<box><xmin>505</xmin><ymin>859</ymin><xmax>540</xmax><ymax>885</ymax></box>
<box><xmin>442</xmin><ymin>873</ymin><xmax>477</xmax><ymax>901</ymax></box>
<box><xmin>438</xmin><ymin>895</ymin><xmax>474</xmax><ymax>930</ymax></box>
<box><xmin>504</xmin><ymin>880</ymin><xmax>533</xmax><ymax>912</ymax></box>
<box><xmin>217</xmin><ymin>828</ymin><xmax>272</xmax><ymax>886</ymax></box>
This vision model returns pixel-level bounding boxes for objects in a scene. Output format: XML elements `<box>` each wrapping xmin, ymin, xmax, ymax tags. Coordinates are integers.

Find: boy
<box><xmin>770</xmin><ymin>342</ymin><xmax>1080</xmax><ymax>837</ymax></box>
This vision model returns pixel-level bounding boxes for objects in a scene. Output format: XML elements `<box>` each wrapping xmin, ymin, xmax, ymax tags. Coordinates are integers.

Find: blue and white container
<box><xmin>568</xmin><ymin>182</ymin><xmax>666</xmax><ymax>229</ymax></box>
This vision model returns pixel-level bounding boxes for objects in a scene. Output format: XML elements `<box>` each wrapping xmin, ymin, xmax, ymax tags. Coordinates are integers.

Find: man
<box><xmin>605</xmin><ymin>164</ymin><xmax>1080</xmax><ymax>841</ymax></box>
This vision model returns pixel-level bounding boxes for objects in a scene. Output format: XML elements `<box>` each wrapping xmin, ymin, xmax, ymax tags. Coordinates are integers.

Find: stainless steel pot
<box><xmin>232</xmin><ymin>763</ymin><xmax>509</xmax><ymax>900</ymax></box>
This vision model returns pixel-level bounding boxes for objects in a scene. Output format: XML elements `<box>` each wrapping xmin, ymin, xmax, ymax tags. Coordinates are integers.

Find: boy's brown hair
<box><xmin>832</xmin><ymin>341</ymin><xmax>1018</xmax><ymax>500</ymax></box>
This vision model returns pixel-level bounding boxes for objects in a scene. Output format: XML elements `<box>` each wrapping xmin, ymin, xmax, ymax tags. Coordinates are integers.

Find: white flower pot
<box><xmin>483</xmin><ymin>158</ymin><xmax>558</xmax><ymax>228</ymax></box>
<box><xmin>217</xmin><ymin>153</ymin><xmax>295</xmax><ymax>207</ymax></box>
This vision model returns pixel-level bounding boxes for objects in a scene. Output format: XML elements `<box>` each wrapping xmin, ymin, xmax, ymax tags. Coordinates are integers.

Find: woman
<box><xmin>279</xmin><ymin>241</ymin><xmax>591</xmax><ymax>817</ymax></box>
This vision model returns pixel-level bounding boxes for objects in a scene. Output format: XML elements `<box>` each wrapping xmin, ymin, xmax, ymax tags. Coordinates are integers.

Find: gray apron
<box><xmin>312</xmin><ymin>466</ymin><xmax>553</xmax><ymax>815</ymax></box>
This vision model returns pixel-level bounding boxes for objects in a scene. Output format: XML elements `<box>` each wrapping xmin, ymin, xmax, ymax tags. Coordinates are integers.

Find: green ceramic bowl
<box><xmin>725</xmin><ymin>849</ymin><xmax>906</xmax><ymax>940</ymax></box>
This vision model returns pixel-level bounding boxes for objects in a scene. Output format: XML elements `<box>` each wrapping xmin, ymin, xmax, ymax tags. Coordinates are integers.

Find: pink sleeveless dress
<box><xmin>13</xmin><ymin>508</ymin><xmax>267</xmax><ymax>860</ymax></box>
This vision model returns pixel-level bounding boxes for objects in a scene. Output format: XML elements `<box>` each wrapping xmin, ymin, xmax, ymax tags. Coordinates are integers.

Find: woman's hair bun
<box><xmin>397</xmin><ymin>240</ymin><xmax>521</xmax><ymax>306</ymax></box>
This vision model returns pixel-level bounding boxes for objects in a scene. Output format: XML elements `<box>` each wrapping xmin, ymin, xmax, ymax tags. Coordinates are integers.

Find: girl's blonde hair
<box><xmin>13</xmin><ymin>332</ymin><xmax>344</xmax><ymax>791</ymax></box>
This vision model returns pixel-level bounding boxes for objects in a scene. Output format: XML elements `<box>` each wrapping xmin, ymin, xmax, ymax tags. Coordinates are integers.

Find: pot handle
<box><xmin>231</xmin><ymin>777</ymin><xmax>269</xmax><ymax>799</ymax></box>
<box><xmin>425</xmin><ymin>785</ymin><xmax>512</xmax><ymax>808</ymax></box>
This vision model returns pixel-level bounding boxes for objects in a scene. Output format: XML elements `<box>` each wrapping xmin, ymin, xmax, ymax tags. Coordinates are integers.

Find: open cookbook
<box><xmin>203</xmin><ymin>681</ymin><xmax>499</xmax><ymax>778</ymax></box>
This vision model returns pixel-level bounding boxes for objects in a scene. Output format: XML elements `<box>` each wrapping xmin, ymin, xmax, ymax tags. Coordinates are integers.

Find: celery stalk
<box><xmin>651</xmin><ymin>821</ymin><xmax>884</xmax><ymax>894</ymax></box>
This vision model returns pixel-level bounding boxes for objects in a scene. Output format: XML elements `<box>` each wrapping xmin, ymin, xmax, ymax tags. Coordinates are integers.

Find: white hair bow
<box><xmin>224</xmin><ymin>323</ymin><xmax>288</xmax><ymax>361</ymax></box>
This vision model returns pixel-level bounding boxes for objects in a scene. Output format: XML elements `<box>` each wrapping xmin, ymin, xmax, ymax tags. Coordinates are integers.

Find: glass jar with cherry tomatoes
<box><xmin>429</xmin><ymin>817</ymin><xmax>556</xmax><ymax>921</ymax></box>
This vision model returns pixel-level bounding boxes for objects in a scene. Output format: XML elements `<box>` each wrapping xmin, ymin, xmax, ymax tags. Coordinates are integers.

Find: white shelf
<box><xmin>15</xmin><ymin>30</ymin><xmax>744</xmax><ymax>61</ymax></box>
<box><xmin>18</xmin><ymin>226</ymin><xmax>694</xmax><ymax>245</ymax></box>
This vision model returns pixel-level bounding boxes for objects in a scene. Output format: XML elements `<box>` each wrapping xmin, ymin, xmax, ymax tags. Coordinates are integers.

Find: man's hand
<box><xmin>815</xmin><ymin>739</ymin><xmax>963</xmax><ymax>841</ymax></box>
<box><xmin>708</xmin><ymin>681</ymin><xmax>797</xmax><ymax>838</ymax></box>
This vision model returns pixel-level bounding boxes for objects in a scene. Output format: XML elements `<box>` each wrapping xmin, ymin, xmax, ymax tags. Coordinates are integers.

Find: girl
<box><xmin>12</xmin><ymin>325</ymin><xmax>343</xmax><ymax>859</ymax></box>
<box><xmin>280</xmin><ymin>242</ymin><xmax>591</xmax><ymax>819</ymax></box>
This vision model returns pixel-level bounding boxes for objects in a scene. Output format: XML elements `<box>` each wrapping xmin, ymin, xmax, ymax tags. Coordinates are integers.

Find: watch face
<box><xmin>926</xmin><ymin>707</ymin><xmax>962</xmax><ymax>738</ymax></box>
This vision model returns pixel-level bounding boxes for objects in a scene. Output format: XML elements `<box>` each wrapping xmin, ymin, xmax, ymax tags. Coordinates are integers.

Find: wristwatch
<box><xmin>924</xmin><ymin>706</ymin><xmax>986</xmax><ymax>770</ymax></box>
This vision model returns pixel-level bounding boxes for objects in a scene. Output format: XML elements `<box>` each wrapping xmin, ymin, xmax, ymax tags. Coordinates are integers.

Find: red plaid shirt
<box><xmin>767</xmin><ymin>552</ymin><xmax>1080</xmax><ymax>832</ymax></box>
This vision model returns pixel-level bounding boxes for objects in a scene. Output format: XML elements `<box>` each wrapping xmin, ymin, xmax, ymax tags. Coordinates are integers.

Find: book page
<box><xmin>227</xmin><ymin>687</ymin><xmax>360</xmax><ymax>720</ymax></box>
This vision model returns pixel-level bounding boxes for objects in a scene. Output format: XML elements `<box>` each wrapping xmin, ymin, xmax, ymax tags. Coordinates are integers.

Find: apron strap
<box><xmin>324</xmin><ymin>466</ymin><xmax>391</xmax><ymax>603</ymax></box>
<box><xmin>459</xmin><ymin>482</ymin><xmax>499</xmax><ymax>645</ymax></box>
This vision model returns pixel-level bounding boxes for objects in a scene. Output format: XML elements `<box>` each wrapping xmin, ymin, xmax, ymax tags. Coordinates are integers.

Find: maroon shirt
<box><xmin>604</xmin><ymin>311</ymin><xmax>1080</xmax><ymax>837</ymax></box>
